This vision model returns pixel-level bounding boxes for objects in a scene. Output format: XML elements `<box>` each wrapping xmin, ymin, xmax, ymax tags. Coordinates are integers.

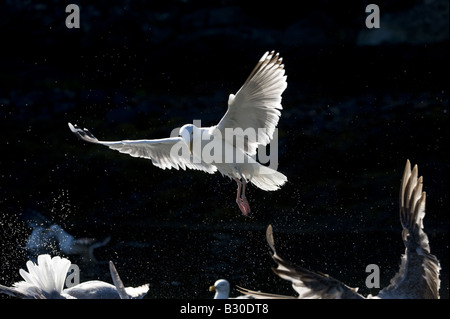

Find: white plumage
<box><xmin>69</xmin><ymin>51</ymin><xmax>288</xmax><ymax>215</ymax></box>
<box><xmin>209</xmin><ymin>279</ymin><xmax>253</xmax><ymax>299</ymax></box>
<box><xmin>0</xmin><ymin>254</ymin><xmax>149</xmax><ymax>299</ymax></box>
<box><xmin>18</xmin><ymin>254</ymin><xmax>70</xmax><ymax>299</ymax></box>
<box><xmin>209</xmin><ymin>279</ymin><xmax>230</xmax><ymax>299</ymax></box>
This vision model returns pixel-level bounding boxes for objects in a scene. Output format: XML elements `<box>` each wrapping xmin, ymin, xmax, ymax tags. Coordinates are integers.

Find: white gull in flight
<box><xmin>68</xmin><ymin>51</ymin><xmax>288</xmax><ymax>215</ymax></box>
<box><xmin>239</xmin><ymin>160</ymin><xmax>441</xmax><ymax>299</ymax></box>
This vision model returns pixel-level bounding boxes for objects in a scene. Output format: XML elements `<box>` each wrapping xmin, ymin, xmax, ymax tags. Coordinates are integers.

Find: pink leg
<box><xmin>234</xmin><ymin>178</ymin><xmax>251</xmax><ymax>216</ymax></box>
<box><xmin>235</xmin><ymin>178</ymin><xmax>242</xmax><ymax>202</ymax></box>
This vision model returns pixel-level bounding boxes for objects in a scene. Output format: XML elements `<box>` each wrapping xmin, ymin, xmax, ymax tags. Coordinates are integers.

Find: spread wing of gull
<box><xmin>109</xmin><ymin>260</ymin><xmax>130</xmax><ymax>299</ymax></box>
<box><xmin>215</xmin><ymin>50</ymin><xmax>287</xmax><ymax>156</ymax></box>
<box><xmin>236</xmin><ymin>286</ymin><xmax>296</xmax><ymax>299</ymax></box>
<box><xmin>0</xmin><ymin>284</ymin><xmax>37</xmax><ymax>299</ymax></box>
<box><xmin>377</xmin><ymin>160</ymin><xmax>441</xmax><ymax>299</ymax></box>
<box><xmin>240</xmin><ymin>225</ymin><xmax>364</xmax><ymax>299</ymax></box>
<box><xmin>68</xmin><ymin>123</ymin><xmax>216</xmax><ymax>174</ymax></box>
<box><xmin>110</xmin><ymin>260</ymin><xmax>150</xmax><ymax>299</ymax></box>
<box><xmin>0</xmin><ymin>254</ymin><xmax>71</xmax><ymax>299</ymax></box>
<box><xmin>109</xmin><ymin>261</ymin><xmax>149</xmax><ymax>299</ymax></box>
<box><xmin>68</xmin><ymin>51</ymin><xmax>288</xmax><ymax>216</ymax></box>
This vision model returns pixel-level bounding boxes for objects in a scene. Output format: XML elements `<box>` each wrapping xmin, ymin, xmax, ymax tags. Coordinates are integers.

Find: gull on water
<box><xmin>0</xmin><ymin>254</ymin><xmax>149</xmax><ymax>299</ymax></box>
<box><xmin>209</xmin><ymin>279</ymin><xmax>253</xmax><ymax>299</ymax></box>
<box><xmin>239</xmin><ymin>160</ymin><xmax>441</xmax><ymax>299</ymax></box>
<box><xmin>25</xmin><ymin>211</ymin><xmax>110</xmax><ymax>263</ymax></box>
<box><xmin>63</xmin><ymin>261</ymin><xmax>149</xmax><ymax>299</ymax></box>
<box><xmin>68</xmin><ymin>51</ymin><xmax>288</xmax><ymax>215</ymax></box>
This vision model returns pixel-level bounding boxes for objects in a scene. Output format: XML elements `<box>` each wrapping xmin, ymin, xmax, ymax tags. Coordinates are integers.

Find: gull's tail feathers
<box><xmin>14</xmin><ymin>254</ymin><xmax>71</xmax><ymax>299</ymax></box>
<box><xmin>245</xmin><ymin>163</ymin><xmax>287</xmax><ymax>191</ymax></box>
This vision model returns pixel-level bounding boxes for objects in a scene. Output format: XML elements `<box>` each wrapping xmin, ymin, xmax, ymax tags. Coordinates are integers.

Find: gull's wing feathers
<box><xmin>265</xmin><ymin>225</ymin><xmax>364</xmax><ymax>299</ymax></box>
<box><xmin>378</xmin><ymin>160</ymin><xmax>440</xmax><ymax>299</ymax></box>
<box><xmin>109</xmin><ymin>261</ymin><xmax>130</xmax><ymax>299</ymax></box>
<box><xmin>109</xmin><ymin>261</ymin><xmax>149</xmax><ymax>299</ymax></box>
<box><xmin>236</xmin><ymin>286</ymin><xmax>296</xmax><ymax>299</ymax></box>
<box><xmin>68</xmin><ymin>123</ymin><xmax>216</xmax><ymax>173</ymax></box>
<box><xmin>0</xmin><ymin>284</ymin><xmax>47</xmax><ymax>299</ymax></box>
<box><xmin>124</xmin><ymin>284</ymin><xmax>150</xmax><ymax>299</ymax></box>
<box><xmin>215</xmin><ymin>51</ymin><xmax>287</xmax><ymax>156</ymax></box>
<box><xmin>5</xmin><ymin>255</ymin><xmax>71</xmax><ymax>299</ymax></box>
<box><xmin>0</xmin><ymin>284</ymin><xmax>32</xmax><ymax>299</ymax></box>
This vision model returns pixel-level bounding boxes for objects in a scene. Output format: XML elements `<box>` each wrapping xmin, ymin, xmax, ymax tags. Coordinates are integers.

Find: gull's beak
<box><xmin>209</xmin><ymin>285</ymin><xmax>216</xmax><ymax>292</ymax></box>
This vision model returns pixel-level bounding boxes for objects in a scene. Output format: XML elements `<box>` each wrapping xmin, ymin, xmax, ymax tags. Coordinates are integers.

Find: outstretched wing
<box><xmin>378</xmin><ymin>160</ymin><xmax>441</xmax><ymax>299</ymax></box>
<box><xmin>109</xmin><ymin>261</ymin><xmax>130</xmax><ymax>299</ymax></box>
<box><xmin>266</xmin><ymin>225</ymin><xmax>363</xmax><ymax>299</ymax></box>
<box><xmin>239</xmin><ymin>225</ymin><xmax>364</xmax><ymax>299</ymax></box>
<box><xmin>68</xmin><ymin>123</ymin><xmax>216</xmax><ymax>174</ymax></box>
<box><xmin>236</xmin><ymin>286</ymin><xmax>296</xmax><ymax>299</ymax></box>
<box><xmin>215</xmin><ymin>51</ymin><xmax>287</xmax><ymax>156</ymax></box>
<box><xmin>0</xmin><ymin>284</ymin><xmax>31</xmax><ymax>299</ymax></box>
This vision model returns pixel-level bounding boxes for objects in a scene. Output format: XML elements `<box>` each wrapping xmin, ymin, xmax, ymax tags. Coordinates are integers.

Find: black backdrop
<box><xmin>0</xmin><ymin>0</ymin><xmax>448</xmax><ymax>301</ymax></box>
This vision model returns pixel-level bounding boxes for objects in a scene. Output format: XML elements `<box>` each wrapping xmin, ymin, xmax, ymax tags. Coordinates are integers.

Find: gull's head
<box><xmin>178</xmin><ymin>124</ymin><xmax>195</xmax><ymax>154</ymax></box>
<box><xmin>209</xmin><ymin>279</ymin><xmax>230</xmax><ymax>299</ymax></box>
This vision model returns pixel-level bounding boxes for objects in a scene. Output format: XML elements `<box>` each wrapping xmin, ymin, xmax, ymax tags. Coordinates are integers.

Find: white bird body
<box><xmin>62</xmin><ymin>279</ymin><xmax>149</xmax><ymax>299</ymax></box>
<box><xmin>69</xmin><ymin>51</ymin><xmax>288</xmax><ymax>215</ymax></box>
<box><xmin>180</xmin><ymin>124</ymin><xmax>286</xmax><ymax>191</ymax></box>
<box><xmin>62</xmin><ymin>280</ymin><xmax>120</xmax><ymax>299</ymax></box>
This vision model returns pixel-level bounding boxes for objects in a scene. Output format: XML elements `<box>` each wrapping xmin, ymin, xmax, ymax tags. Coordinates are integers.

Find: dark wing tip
<box><xmin>68</xmin><ymin>122</ymin><xmax>100</xmax><ymax>144</ymax></box>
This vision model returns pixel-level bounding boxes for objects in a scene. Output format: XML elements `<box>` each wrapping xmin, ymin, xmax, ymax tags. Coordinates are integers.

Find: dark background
<box><xmin>0</xmin><ymin>0</ymin><xmax>448</xmax><ymax>300</ymax></box>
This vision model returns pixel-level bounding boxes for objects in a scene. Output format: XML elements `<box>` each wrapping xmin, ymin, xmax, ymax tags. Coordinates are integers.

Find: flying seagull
<box><xmin>0</xmin><ymin>254</ymin><xmax>149</xmax><ymax>299</ymax></box>
<box><xmin>239</xmin><ymin>160</ymin><xmax>441</xmax><ymax>299</ymax></box>
<box><xmin>68</xmin><ymin>51</ymin><xmax>288</xmax><ymax>215</ymax></box>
